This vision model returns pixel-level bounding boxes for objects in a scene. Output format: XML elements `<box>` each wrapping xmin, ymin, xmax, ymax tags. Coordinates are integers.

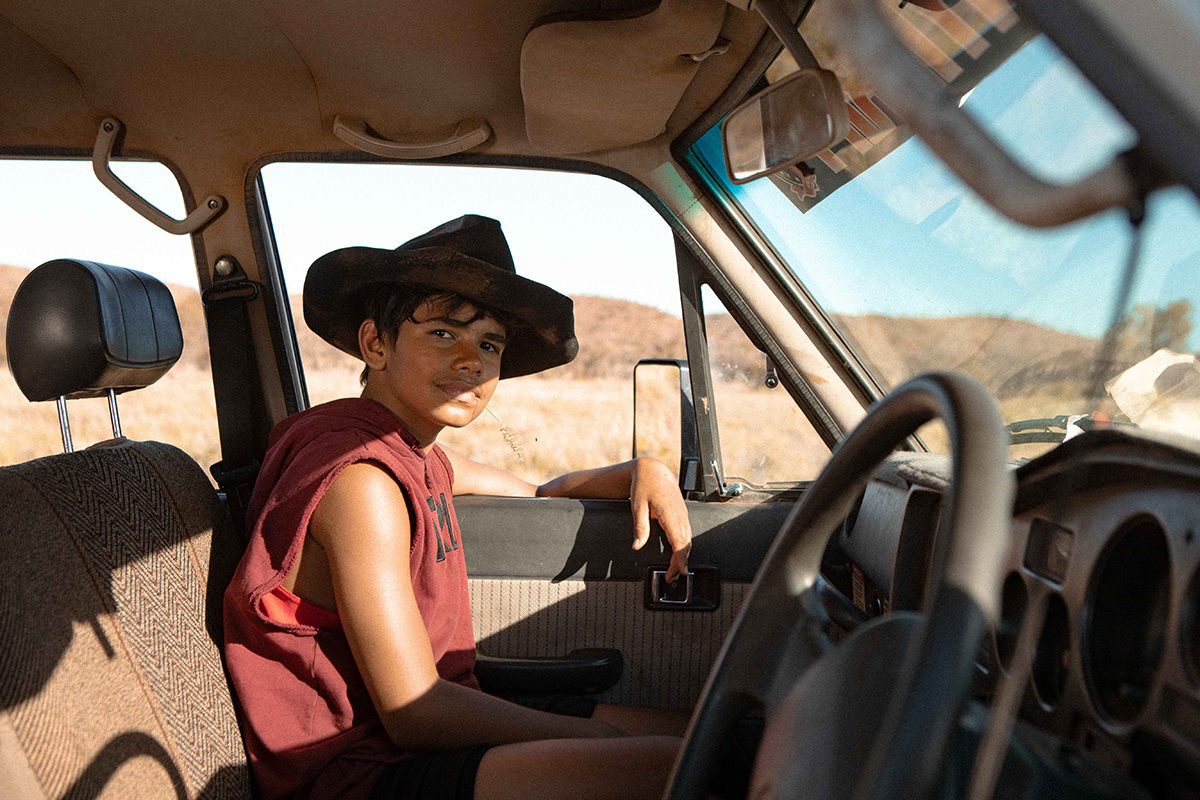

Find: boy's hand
<box><xmin>630</xmin><ymin>457</ymin><xmax>692</xmax><ymax>583</ymax></box>
<box><xmin>532</xmin><ymin>456</ymin><xmax>692</xmax><ymax>581</ymax></box>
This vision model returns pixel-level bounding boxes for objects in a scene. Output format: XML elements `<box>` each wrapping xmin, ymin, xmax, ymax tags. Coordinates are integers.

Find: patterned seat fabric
<box><xmin>0</xmin><ymin>440</ymin><xmax>252</xmax><ymax>799</ymax></box>
<box><xmin>1</xmin><ymin>260</ymin><xmax>252</xmax><ymax>798</ymax></box>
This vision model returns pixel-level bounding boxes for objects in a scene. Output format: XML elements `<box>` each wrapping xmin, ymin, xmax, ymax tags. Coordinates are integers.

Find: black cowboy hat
<box><xmin>304</xmin><ymin>215</ymin><xmax>578</xmax><ymax>379</ymax></box>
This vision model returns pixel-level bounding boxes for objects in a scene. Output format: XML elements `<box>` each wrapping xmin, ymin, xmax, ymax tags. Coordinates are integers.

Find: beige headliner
<box><xmin>0</xmin><ymin>0</ymin><xmax>868</xmax><ymax>432</ymax></box>
<box><xmin>0</xmin><ymin>1</ymin><xmax>764</xmax><ymax>169</ymax></box>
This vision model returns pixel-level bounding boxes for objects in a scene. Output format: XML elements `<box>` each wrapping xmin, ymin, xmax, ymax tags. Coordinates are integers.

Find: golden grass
<box><xmin>307</xmin><ymin>361</ymin><xmax>831</xmax><ymax>484</ymax></box>
<box><xmin>0</xmin><ymin>363</ymin><xmax>221</xmax><ymax>469</ymax></box>
<box><xmin>1</xmin><ymin>362</ymin><xmax>832</xmax><ymax>486</ymax></box>
<box><xmin>0</xmin><ymin>264</ymin><xmax>1114</xmax><ymax>481</ymax></box>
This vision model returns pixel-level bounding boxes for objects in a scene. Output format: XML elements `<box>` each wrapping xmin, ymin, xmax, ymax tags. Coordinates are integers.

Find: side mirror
<box><xmin>721</xmin><ymin>68</ymin><xmax>849</xmax><ymax>184</ymax></box>
<box><xmin>632</xmin><ymin>359</ymin><xmax>701</xmax><ymax>494</ymax></box>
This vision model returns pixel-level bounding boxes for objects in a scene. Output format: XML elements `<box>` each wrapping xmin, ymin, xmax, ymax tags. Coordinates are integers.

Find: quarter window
<box><xmin>702</xmin><ymin>286</ymin><xmax>827</xmax><ymax>486</ymax></box>
<box><xmin>0</xmin><ymin>159</ymin><xmax>218</xmax><ymax>470</ymax></box>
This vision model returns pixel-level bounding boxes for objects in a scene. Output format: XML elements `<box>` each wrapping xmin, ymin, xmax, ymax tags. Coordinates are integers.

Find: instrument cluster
<box><xmin>836</xmin><ymin>430</ymin><xmax>1200</xmax><ymax>794</ymax></box>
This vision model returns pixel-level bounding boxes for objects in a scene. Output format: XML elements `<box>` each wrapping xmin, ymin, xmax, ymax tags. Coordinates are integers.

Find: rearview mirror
<box><xmin>721</xmin><ymin>68</ymin><xmax>849</xmax><ymax>184</ymax></box>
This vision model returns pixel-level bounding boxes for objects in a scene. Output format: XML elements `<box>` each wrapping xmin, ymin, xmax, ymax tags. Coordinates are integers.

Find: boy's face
<box><xmin>361</xmin><ymin>297</ymin><xmax>507</xmax><ymax>446</ymax></box>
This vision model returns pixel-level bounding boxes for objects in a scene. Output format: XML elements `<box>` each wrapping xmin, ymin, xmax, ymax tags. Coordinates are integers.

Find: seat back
<box><xmin>0</xmin><ymin>260</ymin><xmax>252</xmax><ymax>798</ymax></box>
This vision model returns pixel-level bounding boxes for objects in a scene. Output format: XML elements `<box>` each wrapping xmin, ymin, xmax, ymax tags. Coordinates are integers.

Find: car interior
<box><xmin>2</xmin><ymin>0</ymin><xmax>1200</xmax><ymax>798</ymax></box>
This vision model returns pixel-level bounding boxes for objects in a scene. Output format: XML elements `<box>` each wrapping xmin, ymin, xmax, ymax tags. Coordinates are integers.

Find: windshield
<box><xmin>688</xmin><ymin>2</ymin><xmax>1200</xmax><ymax>457</ymax></box>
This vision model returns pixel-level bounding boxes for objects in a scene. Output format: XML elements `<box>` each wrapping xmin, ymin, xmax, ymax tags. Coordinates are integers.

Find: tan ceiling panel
<box><xmin>0</xmin><ymin>12</ymin><xmax>91</xmax><ymax>146</ymax></box>
<box><xmin>259</xmin><ymin>1</ymin><xmax>554</xmax><ymax>145</ymax></box>
<box><xmin>0</xmin><ymin>0</ymin><xmax>317</xmax><ymax>159</ymax></box>
<box><xmin>521</xmin><ymin>0</ymin><xmax>727</xmax><ymax>154</ymax></box>
<box><xmin>0</xmin><ymin>0</ymin><xmax>758</xmax><ymax>166</ymax></box>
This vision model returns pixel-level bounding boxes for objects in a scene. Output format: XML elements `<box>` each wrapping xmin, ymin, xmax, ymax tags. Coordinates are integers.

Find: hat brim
<box><xmin>303</xmin><ymin>245</ymin><xmax>578</xmax><ymax>379</ymax></box>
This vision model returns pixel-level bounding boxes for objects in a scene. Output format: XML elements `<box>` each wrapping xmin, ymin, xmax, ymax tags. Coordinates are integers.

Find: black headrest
<box><xmin>6</xmin><ymin>259</ymin><xmax>183</xmax><ymax>402</ymax></box>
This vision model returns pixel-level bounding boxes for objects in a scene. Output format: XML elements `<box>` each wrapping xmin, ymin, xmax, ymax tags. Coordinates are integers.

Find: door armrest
<box><xmin>474</xmin><ymin>648</ymin><xmax>623</xmax><ymax>696</ymax></box>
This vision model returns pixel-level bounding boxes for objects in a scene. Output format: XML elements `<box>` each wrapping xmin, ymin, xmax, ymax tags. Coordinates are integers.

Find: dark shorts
<box><xmin>371</xmin><ymin>746</ymin><xmax>491</xmax><ymax>800</ymax></box>
<box><xmin>369</xmin><ymin>698</ymin><xmax>593</xmax><ymax>799</ymax></box>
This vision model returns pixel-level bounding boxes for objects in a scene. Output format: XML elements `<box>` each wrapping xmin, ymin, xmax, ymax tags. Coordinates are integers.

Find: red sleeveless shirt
<box><xmin>223</xmin><ymin>398</ymin><xmax>478</xmax><ymax>799</ymax></box>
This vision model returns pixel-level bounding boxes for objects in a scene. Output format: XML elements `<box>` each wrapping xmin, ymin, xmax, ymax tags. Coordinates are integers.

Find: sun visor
<box><xmin>520</xmin><ymin>0</ymin><xmax>727</xmax><ymax>154</ymax></box>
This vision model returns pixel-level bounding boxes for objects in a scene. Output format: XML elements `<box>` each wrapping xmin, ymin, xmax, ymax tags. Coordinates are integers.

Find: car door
<box><xmin>257</xmin><ymin>159</ymin><xmax>832</xmax><ymax>712</ymax></box>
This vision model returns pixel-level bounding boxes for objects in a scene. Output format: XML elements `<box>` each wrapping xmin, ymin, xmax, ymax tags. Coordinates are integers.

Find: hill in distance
<box><xmin>0</xmin><ymin>262</ymin><xmax>1101</xmax><ymax>394</ymax></box>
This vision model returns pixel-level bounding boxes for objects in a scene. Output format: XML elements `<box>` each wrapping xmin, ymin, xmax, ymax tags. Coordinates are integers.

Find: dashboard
<box><xmin>834</xmin><ymin>429</ymin><xmax>1200</xmax><ymax>797</ymax></box>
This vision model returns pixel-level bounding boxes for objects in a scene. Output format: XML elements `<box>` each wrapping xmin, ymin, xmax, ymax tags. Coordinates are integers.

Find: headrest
<box><xmin>6</xmin><ymin>259</ymin><xmax>183</xmax><ymax>402</ymax></box>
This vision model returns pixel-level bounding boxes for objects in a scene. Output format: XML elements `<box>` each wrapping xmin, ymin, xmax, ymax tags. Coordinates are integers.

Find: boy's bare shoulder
<box><xmin>309</xmin><ymin>461</ymin><xmax>413</xmax><ymax>550</ymax></box>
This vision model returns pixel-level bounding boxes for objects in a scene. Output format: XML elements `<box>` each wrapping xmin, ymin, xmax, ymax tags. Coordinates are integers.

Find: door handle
<box><xmin>644</xmin><ymin>565</ymin><xmax>720</xmax><ymax>611</ymax></box>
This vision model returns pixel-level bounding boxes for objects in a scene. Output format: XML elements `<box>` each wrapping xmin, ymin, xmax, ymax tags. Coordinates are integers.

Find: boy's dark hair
<box><xmin>359</xmin><ymin>283</ymin><xmax>517</xmax><ymax>386</ymax></box>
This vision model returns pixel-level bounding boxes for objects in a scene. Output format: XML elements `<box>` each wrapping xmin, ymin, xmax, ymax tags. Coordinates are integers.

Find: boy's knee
<box><xmin>645</xmin><ymin>734</ymin><xmax>685</xmax><ymax>754</ymax></box>
<box><xmin>625</xmin><ymin>735</ymin><xmax>684</xmax><ymax>776</ymax></box>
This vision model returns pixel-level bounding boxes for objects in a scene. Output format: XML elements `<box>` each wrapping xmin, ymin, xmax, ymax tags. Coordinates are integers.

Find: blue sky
<box><xmin>0</xmin><ymin>159</ymin><xmax>683</xmax><ymax>314</ymax></box>
<box><xmin>698</xmin><ymin>36</ymin><xmax>1200</xmax><ymax>345</ymax></box>
<box><xmin>258</xmin><ymin>162</ymin><xmax>681</xmax><ymax>313</ymax></box>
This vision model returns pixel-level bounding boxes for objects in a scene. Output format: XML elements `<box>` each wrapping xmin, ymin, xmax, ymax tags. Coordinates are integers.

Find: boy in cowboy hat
<box><xmin>224</xmin><ymin>215</ymin><xmax>692</xmax><ymax>800</ymax></box>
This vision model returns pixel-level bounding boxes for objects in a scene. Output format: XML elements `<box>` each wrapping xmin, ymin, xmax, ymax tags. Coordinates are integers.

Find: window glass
<box><xmin>702</xmin><ymin>286</ymin><xmax>827</xmax><ymax>484</ymax></box>
<box><xmin>688</xmin><ymin>1</ymin><xmax>1200</xmax><ymax>459</ymax></box>
<box><xmin>0</xmin><ymin>159</ymin><xmax>217</xmax><ymax>470</ymax></box>
<box><xmin>260</xmin><ymin>163</ymin><xmax>682</xmax><ymax>484</ymax></box>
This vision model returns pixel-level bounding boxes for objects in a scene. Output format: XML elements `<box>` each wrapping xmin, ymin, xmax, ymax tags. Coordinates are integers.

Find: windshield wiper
<box><xmin>1006</xmin><ymin>413</ymin><xmax>1135</xmax><ymax>445</ymax></box>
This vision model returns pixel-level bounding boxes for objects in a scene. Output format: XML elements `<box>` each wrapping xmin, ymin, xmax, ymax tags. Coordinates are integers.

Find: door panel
<box><xmin>458</xmin><ymin>495</ymin><xmax>798</xmax><ymax>709</ymax></box>
<box><xmin>470</xmin><ymin>579</ymin><xmax>750</xmax><ymax>710</ymax></box>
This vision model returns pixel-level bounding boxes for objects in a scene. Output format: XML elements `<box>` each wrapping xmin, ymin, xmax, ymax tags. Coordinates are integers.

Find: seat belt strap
<box><xmin>202</xmin><ymin>274</ymin><xmax>268</xmax><ymax>538</ymax></box>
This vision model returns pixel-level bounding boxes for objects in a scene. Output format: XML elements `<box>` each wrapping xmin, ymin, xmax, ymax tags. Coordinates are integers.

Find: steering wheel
<box><xmin>665</xmin><ymin>372</ymin><xmax>1015</xmax><ymax>800</ymax></box>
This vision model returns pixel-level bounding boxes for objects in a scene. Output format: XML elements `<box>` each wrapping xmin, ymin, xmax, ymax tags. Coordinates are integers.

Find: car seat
<box><xmin>0</xmin><ymin>259</ymin><xmax>252</xmax><ymax>798</ymax></box>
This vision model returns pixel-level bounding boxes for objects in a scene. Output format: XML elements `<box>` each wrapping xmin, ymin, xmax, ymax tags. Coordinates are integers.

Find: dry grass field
<box><xmin>0</xmin><ymin>361</ymin><xmax>223</xmax><ymax>466</ymax></box>
<box><xmin>0</xmin><ymin>261</ymin><xmax>1120</xmax><ymax>486</ymax></box>
<box><xmin>283</xmin><ymin>354</ymin><xmax>833</xmax><ymax>485</ymax></box>
<box><xmin>0</xmin><ymin>255</ymin><xmax>831</xmax><ymax>481</ymax></box>
<box><xmin>0</xmin><ymin>359</ymin><xmax>830</xmax><ymax>487</ymax></box>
